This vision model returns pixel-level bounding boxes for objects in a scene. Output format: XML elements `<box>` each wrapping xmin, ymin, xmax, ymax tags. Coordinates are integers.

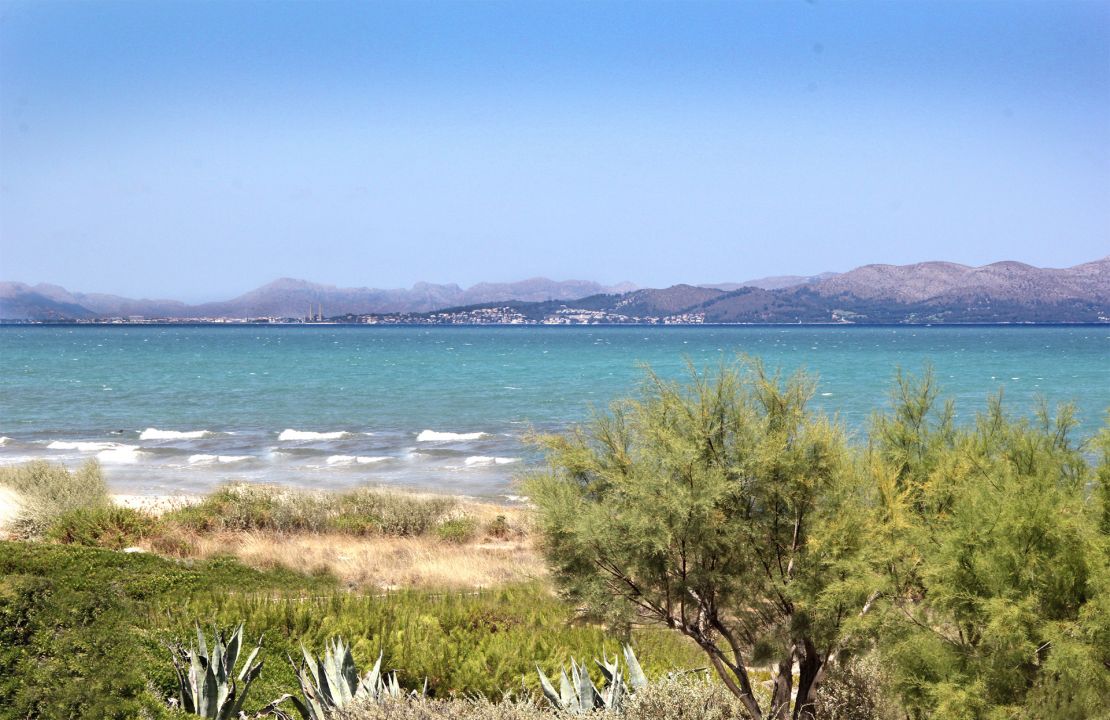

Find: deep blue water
<box><xmin>1</xmin><ymin>325</ymin><xmax>1106</xmax><ymax>497</ymax></box>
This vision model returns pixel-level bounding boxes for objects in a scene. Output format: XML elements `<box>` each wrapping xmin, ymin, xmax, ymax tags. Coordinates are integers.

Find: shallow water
<box><xmin>1</xmin><ymin>325</ymin><xmax>1107</xmax><ymax>498</ymax></box>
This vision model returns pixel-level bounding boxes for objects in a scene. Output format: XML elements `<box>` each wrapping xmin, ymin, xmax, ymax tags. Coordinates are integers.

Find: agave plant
<box><xmin>168</xmin><ymin>623</ymin><xmax>264</xmax><ymax>719</ymax></box>
<box><xmin>537</xmin><ymin>645</ymin><xmax>647</xmax><ymax>714</ymax></box>
<box><xmin>270</xmin><ymin>638</ymin><xmax>420</xmax><ymax>719</ymax></box>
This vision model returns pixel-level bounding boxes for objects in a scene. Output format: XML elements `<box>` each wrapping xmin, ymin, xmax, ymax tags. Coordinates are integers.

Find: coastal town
<box><xmin>13</xmin><ymin>305</ymin><xmax>708</xmax><ymax>325</ymax></box>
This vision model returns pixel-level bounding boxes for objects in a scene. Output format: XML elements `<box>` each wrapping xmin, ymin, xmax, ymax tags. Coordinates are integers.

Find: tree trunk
<box><xmin>770</xmin><ymin>655</ymin><xmax>794</xmax><ymax>720</ymax></box>
<box><xmin>792</xmin><ymin>639</ymin><xmax>823</xmax><ymax>720</ymax></box>
<box><xmin>706</xmin><ymin>651</ymin><xmax>763</xmax><ymax>720</ymax></box>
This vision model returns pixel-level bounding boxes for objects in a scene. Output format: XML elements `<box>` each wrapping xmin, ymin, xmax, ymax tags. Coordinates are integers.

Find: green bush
<box><xmin>166</xmin><ymin>484</ymin><xmax>456</xmax><ymax>537</ymax></box>
<box><xmin>486</xmin><ymin>515</ymin><xmax>511</xmax><ymax>539</ymax></box>
<box><xmin>45</xmin><ymin>505</ymin><xmax>157</xmax><ymax>549</ymax></box>
<box><xmin>0</xmin><ymin>460</ymin><xmax>110</xmax><ymax>538</ymax></box>
<box><xmin>435</xmin><ymin>516</ymin><xmax>478</xmax><ymax>544</ymax></box>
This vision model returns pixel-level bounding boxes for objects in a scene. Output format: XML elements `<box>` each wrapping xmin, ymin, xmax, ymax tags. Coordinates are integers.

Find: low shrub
<box><xmin>166</xmin><ymin>484</ymin><xmax>456</xmax><ymax>537</ymax></box>
<box><xmin>486</xmin><ymin>515</ymin><xmax>511</xmax><ymax>539</ymax></box>
<box><xmin>435</xmin><ymin>516</ymin><xmax>479</xmax><ymax>544</ymax></box>
<box><xmin>0</xmin><ymin>460</ymin><xmax>110</xmax><ymax>538</ymax></box>
<box><xmin>45</xmin><ymin>505</ymin><xmax>157</xmax><ymax>549</ymax></box>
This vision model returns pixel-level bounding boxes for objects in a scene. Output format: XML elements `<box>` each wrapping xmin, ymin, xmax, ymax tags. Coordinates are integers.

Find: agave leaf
<box><xmin>237</xmin><ymin>638</ymin><xmax>263</xmax><ymax>683</ymax></box>
<box><xmin>337</xmin><ymin>639</ymin><xmax>359</xmax><ymax>698</ymax></box>
<box><xmin>196</xmin><ymin>624</ymin><xmax>208</xmax><ymax>662</ymax></box>
<box><xmin>224</xmin><ymin>623</ymin><xmax>243</xmax><ymax>674</ymax></box>
<box><xmin>201</xmin><ymin>654</ymin><xmax>218</xmax><ymax>718</ymax></box>
<box><xmin>558</xmin><ymin>667</ymin><xmax>575</xmax><ymax>708</ymax></box>
<box><xmin>623</xmin><ymin>645</ymin><xmax>648</xmax><ymax>690</ymax></box>
<box><xmin>537</xmin><ymin>665</ymin><xmax>564</xmax><ymax>710</ymax></box>
<box><xmin>575</xmin><ymin>661</ymin><xmax>599</xmax><ymax>711</ymax></box>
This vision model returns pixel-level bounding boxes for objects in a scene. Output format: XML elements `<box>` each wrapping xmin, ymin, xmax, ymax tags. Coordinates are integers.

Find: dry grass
<box><xmin>167</xmin><ymin>530</ymin><xmax>544</xmax><ymax>589</ymax></box>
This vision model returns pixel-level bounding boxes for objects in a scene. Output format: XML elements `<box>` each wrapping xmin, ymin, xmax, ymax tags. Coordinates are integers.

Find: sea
<box><xmin>1</xmin><ymin>325</ymin><xmax>1107</xmax><ymax>500</ymax></box>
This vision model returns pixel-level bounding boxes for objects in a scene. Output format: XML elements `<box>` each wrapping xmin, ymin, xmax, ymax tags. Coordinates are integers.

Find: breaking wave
<box><xmin>464</xmin><ymin>456</ymin><xmax>518</xmax><ymax>466</ymax></box>
<box><xmin>416</xmin><ymin>430</ymin><xmax>488</xmax><ymax>442</ymax></box>
<box><xmin>48</xmin><ymin>441</ymin><xmax>123</xmax><ymax>452</ymax></box>
<box><xmin>140</xmin><ymin>428</ymin><xmax>214</xmax><ymax>440</ymax></box>
<box><xmin>187</xmin><ymin>454</ymin><xmax>253</xmax><ymax>465</ymax></box>
<box><xmin>278</xmin><ymin>429</ymin><xmax>351</xmax><ymax>441</ymax></box>
<box><xmin>325</xmin><ymin>455</ymin><xmax>391</xmax><ymax>466</ymax></box>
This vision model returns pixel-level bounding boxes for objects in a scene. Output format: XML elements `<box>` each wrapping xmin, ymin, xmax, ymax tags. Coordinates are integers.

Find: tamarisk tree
<box><xmin>527</xmin><ymin>361</ymin><xmax>870</xmax><ymax>720</ymax></box>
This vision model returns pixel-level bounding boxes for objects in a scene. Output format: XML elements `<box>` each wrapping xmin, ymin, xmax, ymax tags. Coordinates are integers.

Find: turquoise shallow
<box><xmin>1</xmin><ymin>325</ymin><xmax>1107</xmax><ymax>498</ymax></box>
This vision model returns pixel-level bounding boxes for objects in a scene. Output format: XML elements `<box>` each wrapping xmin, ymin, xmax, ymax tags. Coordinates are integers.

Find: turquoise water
<box><xmin>1</xmin><ymin>325</ymin><xmax>1107</xmax><ymax>497</ymax></box>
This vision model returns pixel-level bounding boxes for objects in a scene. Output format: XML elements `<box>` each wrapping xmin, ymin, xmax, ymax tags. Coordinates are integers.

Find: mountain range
<box><xmin>1</xmin><ymin>257</ymin><xmax>1107</xmax><ymax>323</ymax></box>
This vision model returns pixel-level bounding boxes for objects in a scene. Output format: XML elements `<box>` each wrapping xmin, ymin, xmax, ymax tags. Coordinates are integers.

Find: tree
<box><xmin>866</xmin><ymin>373</ymin><xmax>1110</xmax><ymax>719</ymax></box>
<box><xmin>527</xmin><ymin>360</ymin><xmax>869</xmax><ymax>720</ymax></box>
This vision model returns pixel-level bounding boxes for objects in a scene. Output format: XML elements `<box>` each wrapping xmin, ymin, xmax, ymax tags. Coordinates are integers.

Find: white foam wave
<box><xmin>48</xmin><ymin>441</ymin><xmax>121</xmax><ymax>452</ymax></box>
<box><xmin>0</xmin><ymin>436</ymin><xmax>11</xmax><ymax>446</ymax></box>
<box><xmin>326</xmin><ymin>455</ymin><xmax>391</xmax><ymax>466</ymax></box>
<box><xmin>278</xmin><ymin>429</ymin><xmax>350</xmax><ymax>441</ymax></box>
<box><xmin>96</xmin><ymin>445</ymin><xmax>142</xmax><ymax>464</ymax></box>
<box><xmin>417</xmin><ymin>430</ymin><xmax>488</xmax><ymax>442</ymax></box>
<box><xmin>140</xmin><ymin>428</ymin><xmax>213</xmax><ymax>440</ymax></box>
<box><xmin>464</xmin><ymin>456</ymin><xmax>518</xmax><ymax>466</ymax></box>
<box><xmin>188</xmin><ymin>454</ymin><xmax>253</xmax><ymax>465</ymax></box>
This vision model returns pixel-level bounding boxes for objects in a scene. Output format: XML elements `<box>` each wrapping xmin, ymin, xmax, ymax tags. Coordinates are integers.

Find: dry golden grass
<box><xmin>174</xmin><ymin>530</ymin><xmax>545</xmax><ymax>589</ymax></box>
<box><xmin>131</xmin><ymin>492</ymin><xmax>543</xmax><ymax>589</ymax></box>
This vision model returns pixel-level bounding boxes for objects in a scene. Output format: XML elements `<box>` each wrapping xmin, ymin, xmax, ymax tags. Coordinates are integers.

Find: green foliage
<box><xmin>168</xmin><ymin>623</ymin><xmax>264</xmax><ymax>719</ymax></box>
<box><xmin>0</xmin><ymin>541</ymin><xmax>331</xmax><ymax>720</ymax></box>
<box><xmin>45</xmin><ymin>504</ymin><xmax>157</xmax><ymax>548</ymax></box>
<box><xmin>0</xmin><ymin>459</ymin><xmax>110</xmax><ymax>538</ymax></box>
<box><xmin>435</xmin><ymin>516</ymin><xmax>479</xmax><ymax>544</ymax></box>
<box><xmin>527</xmin><ymin>359</ymin><xmax>865</xmax><ymax>719</ymax></box>
<box><xmin>865</xmin><ymin>372</ymin><xmax>1110</xmax><ymax>720</ymax></box>
<box><xmin>167</xmin><ymin>484</ymin><xmax>456</xmax><ymax>537</ymax></box>
<box><xmin>0</xmin><ymin>540</ymin><xmax>702</xmax><ymax>719</ymax></box>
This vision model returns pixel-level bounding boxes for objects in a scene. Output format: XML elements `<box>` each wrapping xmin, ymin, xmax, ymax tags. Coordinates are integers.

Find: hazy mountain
<box><xmin>0</xmin><ymin>277</ymin><xmax>637</xmax><ymax>320</ymax></box>
<box><xmin>3</xmin><ymin>258</ymin><xmax>1105</xmax><ymax>322</ymax></box>
<box><xmin>703</xmin><ymin>272</ymin><xmax>839</xmax><ymax>292</ymax></box>
<box><xmin>423</xmin><ymin>257</ymin><xmax>1110</xmax><ymax>324</ymax></box>
<box><xmin>0</xmin><ymin>282</ymin><xmax>97</xmax><ymax>320</ymax></box>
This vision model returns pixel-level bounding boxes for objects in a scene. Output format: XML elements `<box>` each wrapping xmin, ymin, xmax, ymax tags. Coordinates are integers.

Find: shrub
<box><xmin>435</xmin><ymin>516</ymin><xmax>479</xmax><ymax>544</ymax></box>
<box><xmin>166</xmin><ymin>484</ymin><xmax>456</xmax><ymax>537</ymax></box>
<box><xmin>486</xmin><ymin>515</ymin><xmax>511</xmax><ymax>539</ymax></box>
<box><xmin>0</xmin><ymin>460</ymin><xmax>110</xmax><ymax>538</ymax></box>
<box><xmin>45</xmin><ymin>505</ymin><xmax>157</xmax><ymax>549</ymax></box>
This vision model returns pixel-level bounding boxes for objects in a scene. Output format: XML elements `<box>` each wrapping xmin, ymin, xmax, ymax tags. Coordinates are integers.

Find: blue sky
<box><xmin>1</xmin><ymin>0</ymin><xmax>1107</xmax><ymax>300</ymax></box>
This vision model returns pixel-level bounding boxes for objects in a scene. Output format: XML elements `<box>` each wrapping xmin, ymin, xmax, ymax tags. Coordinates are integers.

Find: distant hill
<box><xmin>401</xmin><ymin>257</ymin><xmax>1110</xmax><ymax>325</ymax></box>
<box><xmin>702</xmin><ymin>272</ymin><xmax>839</xmax><ymax>292</ymax></box>
<box><xmin>0</xmin><ymin>277</ymin><xmax>637</xmax><ymax>320</ymax></box>
<box><xmin>3</xmin><ymin>258</ymin><xmax>1106</xmax><ymax>323</ymax></box>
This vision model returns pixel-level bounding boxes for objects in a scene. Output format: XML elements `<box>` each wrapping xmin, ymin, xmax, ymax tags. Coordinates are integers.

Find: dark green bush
<box><xmin>45</xmin><ymin>505</ymin><xmax>157</xmax><ymax>549</ymax></box>
<box><xmin>435</xmin><ymin>516</ymin><xmax>479</xmax><ymax>544</ymax></box>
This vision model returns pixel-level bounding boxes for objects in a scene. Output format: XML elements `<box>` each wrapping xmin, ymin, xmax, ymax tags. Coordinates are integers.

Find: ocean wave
<box><xmin>48</xmin><ymin>441</ymin><xmax>123</xmax><ymax>452</ymax></box>
<box><xmin>325</xmin><ymin>455</ymin><xmax>391</xmax><ymax>466</ymax></box>
<box><xmin>188</xmin><ymin>454</ymin><xmax>253</xmax><ymax>465</ymax></box>
<box><xmin>464</xmin><ymin>456</ymin><xmax>518</xmax><ymax>466</ymax></box>
<box><xmin>278</xmin><ymin>429</ymin><xmax>351</xmax><ymax>441</ymax></box>
<box><xmin>416</xmin><ymin>430</ymin><xmax>488</xmax><ymax>442</ymax></box>
<box><xmin>140</xmin><ymin>428</ymin><xmax>214</xmax><ymax>440</ymax></box>
<box><xmin>96</xmin><ymin>445</ymin><xmax>143</xmax><ymax>464</ymax></box>
<box><xmin>0</xmin><ymin>436</ymin><xmax>11</xmax><ymax>446</ymax></box>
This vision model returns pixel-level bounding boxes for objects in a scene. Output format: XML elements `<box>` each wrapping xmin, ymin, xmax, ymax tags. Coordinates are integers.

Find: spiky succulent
<box><xmin>168</xmin><ymin>623</ymin><xmax>264</xmax><ymax>719</ymax></box>
<box><xmin>537</xmin><ymin>645</ymin><xmax>647</xmax><ymax>714</ymax></box>
<box><xmin>270</xmin><ymin>638</ymin><xmax>420</xmax><ymax>720</ymax></box>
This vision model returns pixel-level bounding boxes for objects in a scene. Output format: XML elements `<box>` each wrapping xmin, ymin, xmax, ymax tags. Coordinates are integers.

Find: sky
<box><xmin>0</xmin><ymin>1</ymin><xmax>1107</xmax><ymax>301</ymax></box>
